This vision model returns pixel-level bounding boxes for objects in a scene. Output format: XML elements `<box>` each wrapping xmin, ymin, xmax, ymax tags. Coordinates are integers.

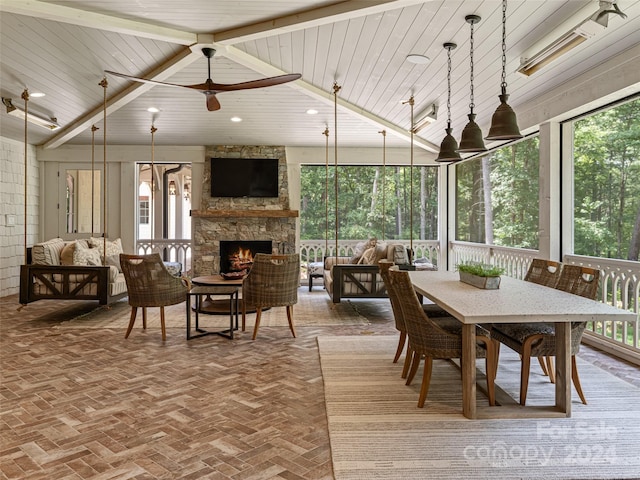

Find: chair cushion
<box><xmin>308</xmin><ymin>261</ymin><xmax>324</xmax><ymax>276</ymax></box>
<box><xmin>492</xmin><ymin>323</ymin><xmax>555</xmax><ymax>344</ymax></box>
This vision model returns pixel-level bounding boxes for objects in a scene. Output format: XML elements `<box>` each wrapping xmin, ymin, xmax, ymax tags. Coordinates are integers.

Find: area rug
<box><xmin>318</xmin><ymin>335</ymin><xmax>640</xmax><ymax>480</ymax></box>
<box><xmin>56</xmin><ymin>288</ymin><xmax>385</xmax><ymax>329</ymax></box>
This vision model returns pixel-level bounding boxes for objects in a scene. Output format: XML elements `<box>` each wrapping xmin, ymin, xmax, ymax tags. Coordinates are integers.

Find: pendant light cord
<box><xmin>469</xmin><ymin>19</ymin><xmax>476</xmax><ymax>115</ymax></box>
<box><xmin>501</xmin><ymin>0</ymin><xmax>508</xmax><ymax>93</ymax></box>
<box><xmin>446</xmin><ymin>47</ymin><xmax>453</xmax><ymax>129</ymax></box>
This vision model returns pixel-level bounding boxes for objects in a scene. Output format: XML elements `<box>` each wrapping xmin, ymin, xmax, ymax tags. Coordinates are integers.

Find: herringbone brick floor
<box><xmin>1</xmin><ymin>290</ymin><xmax>638</xmax><ymax>479</ymax></box>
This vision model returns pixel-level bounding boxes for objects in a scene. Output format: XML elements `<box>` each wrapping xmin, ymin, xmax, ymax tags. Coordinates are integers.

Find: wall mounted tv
<box><xmin>210</xmin><ymin>157</ymin><xmax>279</xmax><ymax>198</ymax></box>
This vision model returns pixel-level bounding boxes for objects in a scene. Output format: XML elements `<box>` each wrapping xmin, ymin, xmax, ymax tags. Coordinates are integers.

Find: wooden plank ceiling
<box><xmin>0</xmin><ymin>0</ymin><xmax>639</xmax><ymax>152</ymax></box>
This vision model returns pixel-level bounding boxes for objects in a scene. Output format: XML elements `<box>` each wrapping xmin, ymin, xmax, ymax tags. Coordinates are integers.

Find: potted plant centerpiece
<box><xmin>456</xmin><ymin>262</ymin><xmax>505</xmax><ymax>289</ymax></box>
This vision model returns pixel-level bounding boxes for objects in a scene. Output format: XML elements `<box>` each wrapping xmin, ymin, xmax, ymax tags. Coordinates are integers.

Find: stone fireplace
<box><xmin>191</xmin><ymin>145</ymin><xmax>298</xmax><ymax>276</ymax></box>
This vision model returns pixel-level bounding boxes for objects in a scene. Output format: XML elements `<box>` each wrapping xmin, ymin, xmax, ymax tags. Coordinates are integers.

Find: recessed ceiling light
<box><xmin>147</xmin><ymin>107</ymin><xmax>160</xmax><ymax>113</ymax></box>
<box><xmin>406</xmin><ymin>54</ymin><xmax>430</xmax><ymax>64</ymax></box>
<box><xmin>30</xmin><ymin>92</ymin><xmax>46</xmax><ymax>98</ymax></box>
<box><xmin>231</xmin><ymin>116</ymin><xmax>242</xmax><ymax>122</ymax></box>
<box><xmin>306</xmin><ymin>109</ymin><xmax>318</xmax><ymax>115</ymax></box>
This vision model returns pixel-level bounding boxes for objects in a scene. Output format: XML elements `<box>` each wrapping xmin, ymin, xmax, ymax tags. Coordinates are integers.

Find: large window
<box><xmin>300</xmin><ymin>165</ymin><xmax>438</xmax><ymax>241</ymax></box>
<box><xmin>572</xmin><ymin>97</ymin><xmax>640</xmax><ymax>261</ymax></box>
<box><xmin>455</xmin><ymin>136</ymin><xmax>540</xmax><ymax>248</ymax></box>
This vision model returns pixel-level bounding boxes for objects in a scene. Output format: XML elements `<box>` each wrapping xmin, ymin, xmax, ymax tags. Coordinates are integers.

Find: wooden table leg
<box><xmin>461</xmin><ymin>323</ymin><xmax>477</xmax><ymax>419</ymax></box>
<box><xmin>555</xmin><ymin>322</ymin><xmax>572</xmax><ymax>417</ymax></box>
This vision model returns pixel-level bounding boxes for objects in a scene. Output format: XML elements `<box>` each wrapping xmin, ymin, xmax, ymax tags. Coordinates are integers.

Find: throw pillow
<box><xmin>60</xmin><ymin>239</ymin><xmax>91</xmax><ymax>266</ymax></box>
<box><xmin>359</xmin><ymin>246</ymin><xmax>377</xmax><ymax>265</ymax></box>
<box><xmin>60</xmin><ymin>242</ymin><xmax>76</xmax><ymax>266</ymax></box>
<box><xmin>392</xmin><ymin>244</ymin><xmax>410</xmax><ymax>265</ymax></box>
<box><xmin>106</xmin><ymin>254</ymin><xmax>122</xmax><ymax>272</ymax></box>
<box><xmin>373</xmin><ymin>242</ymin><xmax>388</xmax><ymax>263</ymax></box>
<box><xmin>89</xmin><ymin>237</ymin><xmax>123</xmax><ymax>257</ymax></box>
<box><xmin>73</xmin><ymin>243</ymin><xmax>102</xmax><ymax>266</ymax></box>
<box><xmin>351</xmin><ymin>237</ymin><xmax>377</xmax><ymax>263</ymax></box>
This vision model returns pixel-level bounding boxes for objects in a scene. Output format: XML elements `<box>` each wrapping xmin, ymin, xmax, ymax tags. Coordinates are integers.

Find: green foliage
<box><xmin>456</xmin><ymin>262</ymin><xmax>505</xmax><ymax>277</ymax></box>
<box><xmin>300</xmin><ymin>165</ymin><xmax>438</xmax><ymax>240</ymax></box>
<box><xmin>573</xmin><ymin>98</ymin><xmax>640</xmax><ymax>261</ymax></box>
<box><xmin>455</xmin><ymin>136</ymin><xmax>540</xmax><ymax>248</ymax></box>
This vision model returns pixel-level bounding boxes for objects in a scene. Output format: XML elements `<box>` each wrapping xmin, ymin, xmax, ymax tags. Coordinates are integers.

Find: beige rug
<box><xmin>57</xmin><ymin>287</ymin><xmax>383</xmax><ymax>329</ymax></box>
<box><xmin>318</xmin><ymin>335</ymin><xmax>640</xmax><ymax>480</ymax></box>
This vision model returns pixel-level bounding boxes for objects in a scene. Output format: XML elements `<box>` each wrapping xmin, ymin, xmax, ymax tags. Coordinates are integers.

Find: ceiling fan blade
<box><xmin>210</xmin><ymin>73</ymin><xmax>301</xmax><ymax>92</ymax></box>
<box><xmin>206</xmin><ymin>93</ymin><xmax>221</xmax><ymax>111</ymax></box>
<box><xmin>104</xmin><ymin>70</ymin><xmax>190</xmax><ymax>90</ymax></box>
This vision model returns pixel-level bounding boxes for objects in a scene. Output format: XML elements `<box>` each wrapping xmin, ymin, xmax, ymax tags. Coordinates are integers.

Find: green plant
<box><xmin>456</xmin><ymin>262</ymin><xmax>505</xmax><ymax>277</ymax></box>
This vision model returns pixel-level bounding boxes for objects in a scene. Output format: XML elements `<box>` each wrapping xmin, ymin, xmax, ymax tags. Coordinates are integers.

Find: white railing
<box><xmin>450</xmin><ymin>241</ymin><xmax>640</xmax><ymax>362</ymax></box>
<box><xmin>450</xmin><ymin>241</ymin><xmax>538</xmax><ymax>279</ymax></box>
<box><xmin>299</xmin><ymin>239</ymin><xmax>441</xmax><ymax>278</ymax></box>
<box><xmin>137</xmin><ymin>238</ymin><xmax>192</xmax><ymax>274</ymax></box>
<box><xmin>565</xmin><ymin>254</ymin><xmax>639</xmax><ymax>362</ymax></box>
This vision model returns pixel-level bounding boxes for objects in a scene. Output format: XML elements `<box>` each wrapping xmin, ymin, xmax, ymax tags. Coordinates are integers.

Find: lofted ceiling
<box><xmin>1</xmin><ymin>0</ymin><xmax>639</xmax><ymax>153</ymax></box>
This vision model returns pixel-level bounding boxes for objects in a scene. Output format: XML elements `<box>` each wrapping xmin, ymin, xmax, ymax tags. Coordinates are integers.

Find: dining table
<box><xmin>408</xmin><ymin>270</ymin><xmax>638</xmax><ymax>420</ymax></box>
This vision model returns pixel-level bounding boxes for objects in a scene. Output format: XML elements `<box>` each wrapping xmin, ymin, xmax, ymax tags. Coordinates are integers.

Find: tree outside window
<box><xmin>300</xmin><ymin>165</ymin><xmax>438</xmax><ymax>241</ymax></box>
<box><xmin>455</xmin><ymin>137</ymin><xmax>540</xmax><ymax>249</ymax></box>
<box><xmin>572</xmin><ymin>97</ymin><xmax>640</xmax><ymax>261</ymax></box>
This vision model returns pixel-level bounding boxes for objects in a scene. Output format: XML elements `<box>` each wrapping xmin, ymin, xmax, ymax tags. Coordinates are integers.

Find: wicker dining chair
<box><xmin>523</xmin><ymin>258</ymin><xmax>564</xmax><ymax>378</ymax></box>
<box><xmin>120</xmin><ymin>253</ymin><xmax>191</xmax><ymax>341</ymax></box>
<box><xmin>379</xmin><ymin>260</ymin><xmax>449</xmax><ymax>378</ymax></box>
<box><xmin>388</xmin><ymin>268</ymin><xmax>496</xmax><ymax>408</ymax></box>
<box><xmin>242</xmin><ymin>253</ymin><xmax>300</xmax><ymax>340</ymax></box>
<box><xmin>491</xmin><ymin>265</ymin><xmax>600</xmax><ymax>405</ymax></box>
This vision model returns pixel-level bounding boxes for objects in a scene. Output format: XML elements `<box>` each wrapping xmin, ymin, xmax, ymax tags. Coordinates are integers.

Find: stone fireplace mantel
<box><xmin>192</xmin><ymin>145</ymin><xmax>297</xmax><ymax>276</ymax></box>
<box><xmin>191</xmin><ymin>209</ymin><xmax>298</xmax><ymax>218</ymax></box>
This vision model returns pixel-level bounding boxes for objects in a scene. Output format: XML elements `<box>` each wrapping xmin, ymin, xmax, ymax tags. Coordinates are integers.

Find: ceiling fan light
<box><xmin>458</xmin><ymin>113</ymin><xmax>487</xmax><ymax>153</ymax></box>
<box><xmin>436</xmin><ymin>127</ymin><xmax>462</xmax><ymax>162</ymax></box>
<box><xmin>486</xmin><ymin>92</ymin><xmax>523</xmax><ymax>140</ymax></box>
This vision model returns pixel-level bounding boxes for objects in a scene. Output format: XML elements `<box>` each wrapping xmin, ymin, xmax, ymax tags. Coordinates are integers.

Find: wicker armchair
<box><xmin>120</xmin><ymin>253</ymin><xmax>191</xmax><ymax>341</ymax></box>
<box><xmin>523</xmin><ymin>259</ymin><xmax>563</xmax><ymax>378</ymax></box>
<box><xmin>242</xmin><ymin>253</ymin><xmax>300</xmax><ymax>340</ymax></box>
<box><xmin>491</xmin><ymin>265</ymin><xmax>600</xmax><ymax>405</ymax></box>
<box><xmin>388</xmin><ymin>268</ymin><xmax>496</xmax><ymax>408</ymax></box>
<box><xmin>378</xmin><ymin>260</ymin><xmax>448</xmax><ymax>378</ymax></box>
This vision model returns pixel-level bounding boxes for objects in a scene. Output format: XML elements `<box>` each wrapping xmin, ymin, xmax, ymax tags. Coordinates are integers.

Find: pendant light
<box><xmin>436</xmin><ymin>42</ymin><xmax>462</xmax><ymax>162</ymax></box>
<box><xmin>458</xmin><ymin>14</ymin><xmax>487</xmax><ymax>153</ymax></box>
<box><xmin>486</xmin><ymin>0</ymin><xmax>523</xmax><ymax>141</ymax></box>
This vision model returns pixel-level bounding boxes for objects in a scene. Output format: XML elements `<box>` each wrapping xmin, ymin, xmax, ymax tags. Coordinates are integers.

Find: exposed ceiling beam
<box><xmin>220</xmin><ymin>45</ymin><xmax>439</xmax><ymax>153</ymax></box>
<box><xmin>214</xmin><ymin>0</ymin><xmax>432</xmax><ymax>44</ymax></box>
<box><xmin>43</xmin><ymin>46</ymin><xmax>204</xmax><ymax>149</ymax></box>
<box><xmin>0</xmin><ymin>0</ymin><xmax>196</xmax><ymax>45</ymax></box>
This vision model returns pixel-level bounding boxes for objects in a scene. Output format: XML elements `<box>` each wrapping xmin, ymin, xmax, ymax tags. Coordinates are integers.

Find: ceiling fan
<box><xmin>105</xmin><ymin>47</ymin><xmax>301</xmax><ymax>111</ymax></box>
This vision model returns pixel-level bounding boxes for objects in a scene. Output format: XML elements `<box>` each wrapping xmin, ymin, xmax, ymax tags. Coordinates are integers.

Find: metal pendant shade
<box><xmin>486</xmin><ymin>90</ymin><xmax>522</xmax><ymax>140</ymax></box>
<box><xmin>436</xmin><ymin>127</ymin><xmax>462</xmax><ymax>162</ymax></box>
<box><xmin>486</xmin><ymin>1</ymin><xmax>522</xmax><ymax>141</ymax></box>
<box><xmin>458</xmin><ymin>15</ymin><xmax>487</xmax><ymax>153</ymax></box>
<box><xmin>436</xmin><ymin>42</ymin><xmax>461</xmax><ymax>162</ymax></box>
<box><xmin>458</xmin><ymin>112</ymin><xmax>487</xmax><ymax>153</ymax></box>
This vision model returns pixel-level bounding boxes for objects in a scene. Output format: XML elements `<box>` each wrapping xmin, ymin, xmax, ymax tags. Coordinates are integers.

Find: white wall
<box><xmin>1</xmin><ymin>137</ymin><xmax>38</xmax><ymax>297</ymax></box>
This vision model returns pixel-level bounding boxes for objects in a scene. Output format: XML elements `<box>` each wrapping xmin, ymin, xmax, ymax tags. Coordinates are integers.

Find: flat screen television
<box><xmin>210</xmin><ymin>157</ymin><xmax>279</xmax><ymax>198</ymax></box>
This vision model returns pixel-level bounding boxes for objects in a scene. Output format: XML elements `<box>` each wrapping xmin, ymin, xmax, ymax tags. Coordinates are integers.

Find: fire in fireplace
<box><xmin>219</xmin><ymin>240</ymin><xmax>273</xmax><ymax>273</ymax></box>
